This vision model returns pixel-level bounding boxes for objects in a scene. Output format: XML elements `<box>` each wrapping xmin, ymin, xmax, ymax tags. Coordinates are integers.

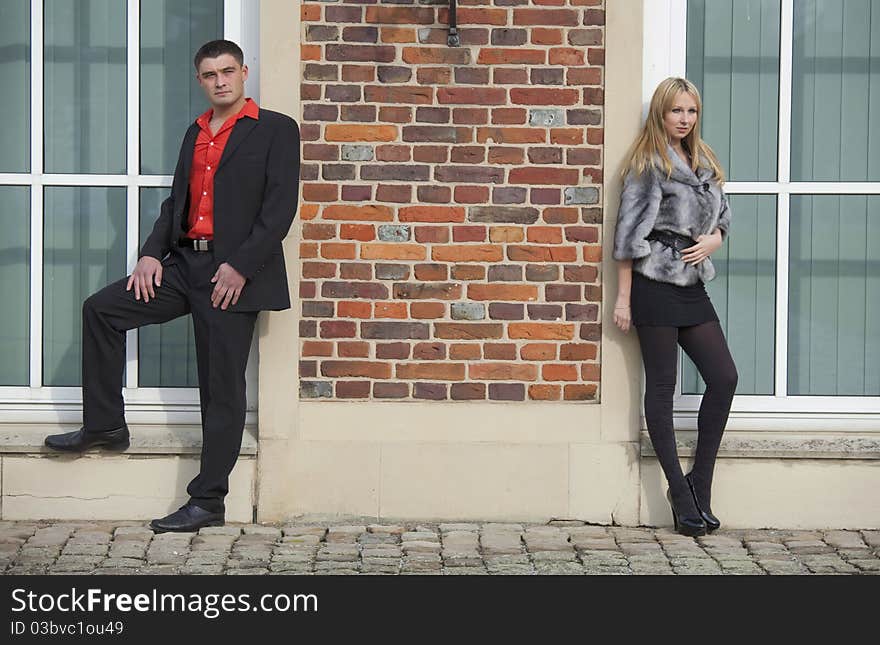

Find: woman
<box><xmin>613</xmin><ymin>77</ymin><xmax>738</xmax><ymax>537</ymax></box>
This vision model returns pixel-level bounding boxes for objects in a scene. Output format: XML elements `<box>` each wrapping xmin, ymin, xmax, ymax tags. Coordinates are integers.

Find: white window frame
<box><xmin>0</xmin><ymin>0</ymin><xmax>259</xmax><ymax>425</ymax></box>
<box><xmin>643</xmin><ymin>0</ymin><xmax>880</xmax><ymax>431</ymax></box>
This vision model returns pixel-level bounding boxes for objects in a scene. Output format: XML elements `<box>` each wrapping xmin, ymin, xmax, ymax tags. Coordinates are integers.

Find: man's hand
<box><xmin>126</xmin><ymin>256</ymin><xmax>163</xmax><ymax>303</ymax></box>
<box><xmin>211</xmin><ymin>262</ymin><xmax>246</xmax><ymax>310</ymax></box>
<box><xmin>680</xmin><ymin>230</ymin><xmax>723</xmax><ymax>266</ymax></box>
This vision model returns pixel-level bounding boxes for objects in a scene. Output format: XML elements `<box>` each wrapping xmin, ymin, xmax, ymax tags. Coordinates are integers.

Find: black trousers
<box><xmin>81</xmin><ymin>247</ymin><xmax>257</xmax><ymax>514</ymax></box>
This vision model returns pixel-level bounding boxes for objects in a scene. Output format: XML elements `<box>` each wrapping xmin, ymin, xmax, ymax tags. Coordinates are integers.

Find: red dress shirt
<box><xmin>186</xmin><ymin>98</ymin><xmax>260</xmax><ymax>240</ymax></box>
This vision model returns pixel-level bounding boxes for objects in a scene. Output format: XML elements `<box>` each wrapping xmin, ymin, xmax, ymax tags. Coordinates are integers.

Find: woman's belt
<box><xmin>645</xmin><ymin>229</ymin><xmax>696</xmax><ymax>255</ymax></box>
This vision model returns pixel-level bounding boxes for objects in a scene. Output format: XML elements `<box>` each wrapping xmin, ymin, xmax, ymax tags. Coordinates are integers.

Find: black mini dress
<box><xmin>630</xmin><ymin>271</ymin><xmax>719</xmax><ymax>328</ymax></box>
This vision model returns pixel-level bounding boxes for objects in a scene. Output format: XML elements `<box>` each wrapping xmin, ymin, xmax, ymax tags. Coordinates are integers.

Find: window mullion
<box><xmin>126</xmin><ymin>0</ymin><xmax>140</xmax><ymax>390</ymax></box>
<box><xmin>29</xmin><ymin>0</ymin><xmax>43</xmax><ymax>389</ymax></box>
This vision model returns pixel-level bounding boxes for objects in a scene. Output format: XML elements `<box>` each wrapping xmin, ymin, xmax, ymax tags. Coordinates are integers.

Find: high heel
<box><xmin>666</xmin><ymin>489</ymin><xmax>707</xmax><ymax>537</ymax></box>
<box><xmin>685</xmin><ymin>473</ymin><xmax>720</xmax><ymax>533</ymax></box>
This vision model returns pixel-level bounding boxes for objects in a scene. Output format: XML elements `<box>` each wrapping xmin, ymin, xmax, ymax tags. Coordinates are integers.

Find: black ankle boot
<box><xmin>685</xmin><ymin>472</ymin><xmax>720</xmax><ymax>532</ymax></box>
<box><xmin>666</xmin><ymin>488</ymin><xmax>707</xmax><ymax>537</ymax></box>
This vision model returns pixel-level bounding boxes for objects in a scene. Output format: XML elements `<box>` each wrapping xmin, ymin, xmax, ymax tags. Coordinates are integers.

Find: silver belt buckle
<box><xmin>194</xmin><ymin>239</ymin><xmax>209</xmax><ymax>252</ymax></box>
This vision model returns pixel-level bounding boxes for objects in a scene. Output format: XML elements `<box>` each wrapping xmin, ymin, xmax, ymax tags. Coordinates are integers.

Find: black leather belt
<box><xmin>645</xmin><ymin>230</ymin><xmax>695</xmax><ymax>255</ymax></box>
<box><xmin>178</xmin><ymin>237</ymin><xmax>213</xmax><ymax>252</ymax></box>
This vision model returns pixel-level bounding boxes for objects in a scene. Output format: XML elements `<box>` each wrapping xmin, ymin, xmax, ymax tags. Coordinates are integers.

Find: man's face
<box><xmin>196</xmin><ymin>54</ymin><xmax>248</xmax><ymax>110</ymax></box>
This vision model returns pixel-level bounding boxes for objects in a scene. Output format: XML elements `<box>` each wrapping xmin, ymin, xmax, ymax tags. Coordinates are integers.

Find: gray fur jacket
<box><xmin>613</xmin><ymin>146</ymin><xmax>731</xmax><ymax>286</ymax></box>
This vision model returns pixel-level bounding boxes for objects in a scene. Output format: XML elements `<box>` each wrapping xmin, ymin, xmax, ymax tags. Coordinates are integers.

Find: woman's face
<box><xmin>663</xmin><ymin>91</ymin><xmax>699</xmax><ymax>144</ymax></box>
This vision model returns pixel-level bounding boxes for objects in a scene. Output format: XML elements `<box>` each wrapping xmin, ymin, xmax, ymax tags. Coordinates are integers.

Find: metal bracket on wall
<box><xmin>447</xmin><ymin>0</ymin><xmax>460</xmax><ymax>47</ymax></box>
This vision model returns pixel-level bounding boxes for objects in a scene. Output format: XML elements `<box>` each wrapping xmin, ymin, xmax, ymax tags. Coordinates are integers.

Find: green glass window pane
<box><xmin>687</xmin><ymin>0</ymin><xmax>780</xmax><ymax>181</ymax></box>
<box><xmin>0</xmin><ymin>187</ymin><xmax>30</xmax><ymax>385</ymax></box>
<box><xmin>683</xmin><ymin>195</ymin><xmax>777</xmax><ymax>395</ymax></box>
<box><xmin>140</xmin><ymin>0</ymin><xmax>224</xmax><ymax>175</ymax></box>
<box><xmin>0</xmin><ymin>1</ymin><xmax>30</xmax><ymax>172</ymax></box>
<box><xmin>44</xmin><ymin>0</ymin><xmax>126</xmax><ymax>174</ymax></box>
<box><xmin>788</xmin><ymin>196</ymin><xmax>880</xmax><ymax>395</ymax></box>
<box><xmin>792</xmin><ymin>0</ymin><xmax>880</xmax><ymax>181</ymax></box>
<box><xmin>43</xmin><ymin>187</ymin><xmax>126</xmax><ymax>386</ymax></box>
<box><xmin>138</xmin><ymin>188</ymin><xmax>198</xmax><ymax>387</ymax></box>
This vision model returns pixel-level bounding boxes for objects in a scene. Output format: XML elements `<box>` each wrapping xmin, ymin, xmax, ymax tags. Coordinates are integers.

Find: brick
<box><xmin>550</xmin><ymin>128</ymin><xmax>584</xmax><ymax>145</ymax></box>
<box><xmin>302</xmin><ymin>4</ymin><xmax>321</xmax><ymax>22</ymax></box>
<box><xmin>413</xmin><ymin>146</ymin><xmax>449</xmax><ymax>163</ymax></box>
<box><xmin>568</xmin><ymin>29</ymin><xmax>603</xmax><ymax>46</ymax></box>
<box><xmin>326</xmin><ymin>44</ymin><xmax>396</xmax><ymax>63</ymax></box>
<box><xmin>526</xmin><ymin>264</ymin><xmax>559</xmax><ymax>282</ymax></box>
<box><xmin>324</xmin><ymin>205</ymin><xmax>394</xmax><ymax>222</ymax></box>
<box><xmin>546</xmin><ymin>284</ymin><xmax>581</xmax><ymax>301</ymax></box>
<box><xmin>381</xmin><ymin>27</ymin><xmax>416</xmax><ymax>43</ymax></box>
<box><xmin>567</xmin><ymin>109</ymin><xmax>602</xmax><ymax>126</ymax></box>
<box><xmin>450</xmin><ymin>146</ymin><xmax>486</xmax><ymax>164</ymax></box>
<box><xmin>342</xmin><ymin>26</ymin><xmax>379</xmax><ymax>43</ymax></box>
<box><xmin>325</xmin><ymin>125</ymin><xmax>398</xmax><ymax>142</ymax></box>
<box><xmin>483</xmin><ymin>343</ymin><xmax>517</xmax><ymax>360</ymax></box>
<box><xmin>365</xmin><ymin>86</ymin><xmax>434</xmax><ymax>104</ymax></box>
<box><xmin>453</xmin><ymin>107</ymin><xmax>489</xmax><ymax>125</ymax></box>
<box><xmin>393</xmin><ymin>283</ymin><xmax>461</xmax><ymax>300</ymax></box>
<box><xmin>583</xmin><ymin>8</ymin><xmax>605</xmax><ymax>25</ymax></box>
<box><xmin>342</xmin><ymin>64</ymin><xmax>375</xmax><ymax>82</ymax></box>
<box><xmin>326</xmin><ymin>85</ymin><xmax>362</xmax><ymax>102</ymax></box>
<box><xmin>303</xmin><ymin>301</ymin><xmax>334</xmax><ymax>318</ymax></box>
<box><xmin>580</xmin><ymin>323</ymin><xmax>601</xmax><ymax>341</ymax></box>
<box><xmin>300</xmin><ymin>320</ymin><xmax>317</xmax><ymax>338</ymax></box>
<box><xmin>531</xmin><ymin>27</ymin><xmax>564</xmax><ymax>45</ymax></box>
<box><xmin>302</xmin><ymin>223</ymin><xmax>337</xmax><ymax>240</ymax></box>
<box><xmin>375</xmin><ymin>302</ymin><xmax>408</xmax><ymax>319</ymax></box>
<box><xmin>435</xmin><ymin>166</ymin><xmax>504</xmax><ymax>184</ymax></box>
<box><xmin>326</xmin><ymin>6</ymin><xmax>363</xmax><ymax>24</ymax></box>
<box><xmin>477</xmin><ymin>48</ymin><xmax>545</xmax><ymax>65</ymax></box>
<box><xmin>451</xmin><ymin>302</ymin><xmax>486</xmax><ymax>320</ymax></box>
<box><xmin>565</xmin><ymin>304</ymin><xmax>599</xmax><ymax>321</ymax></box>
<box><xmin>488</xmin><ymin>265</ymin><xmax>523</xmax><ymax>281</ymax></box>
<box><xmin>564</xmin><ymin>384</ymin><xmax>597</xmax><ymax>401</ymax></box>
<box><xmin>454</xmin><ymin>68</ymin><xmax>491</xmax><ymax>85</ymax></box>
<box><xmin>321</xmin><ymin>243</ymin><xmax>356</xmax><ymax>260</ymax></box>
<box><xmin>492</xmin><ymin>108</ymin><xmax>527</xmax><ymax>124</ymax></box>
<box><xmin>337</xmin><ymin>301</ymin><xmax>372</xmax><ymax>318</ymax></box>
<box><xmin>434</xmin><ymin>323</ymin><xmax>503</xmax><ymax>340</ymax></box>
<box><xmin>583</xmin><ymin>87</ymin><xmax>604</xmax><ymax>105</ymax></box>
<box><xmin>366</xmin><ymin>7</ymin><xmax>435</xmax><ymax>24</ymax></box>
<box><xmin>397</xmin><ymin>363</ymin><xmax>465</xmax><ymax>380</ymax></box>
<box><xmin>509</xmin><ymin>323</ymin><xmax>575</xmax><ymax>340</ymax></box>
<box><xmin>529</xmin><ymin>384</ymin><xmax>561</xmax><ymax>400</ymax></box>
<box><xmin>304</xmin><ymin>63</ymin><xmax>338</xmax><ymax>80</ymax></box>
<box><xmin>377</xmin><ymin>343</ymin><xmax>410</xmax><ymax>360</ymax></box>
<box><xmin>564</xmin><ymin>187</ymin><xmax>600</xmax><ymax>205</ymax></box>
<box><xmin>489</xmin><ymin>226</ymin><xmax>524</xmax><ymax>242</ymax></box>
<box><xmin>508</xmin><ymin>245</ymin><xmax>577</xmax><ymax>262</ymax></box>
<box><xmin>320</xmin><ymin>321</ymin><xmax>357</xmax><ymax>338</ymax></box>
<box><xmin>477</xmin><ymin>127</ymin><xmax>545</xmax><ymax>144</ymax></box>
<box><xmin>322</xmin><ymin>164</ymin><xmax>356</xmax><ymax>181</ymax></box>
<box><xmin>403</xmin><ymin>47</ymin><xmax>471</xmax><ymax>65</ymax></box>
<box><xmin>451</xmin><ymin>383</ymin><xmax>486</xmax><ymax>400</ymax></box>
<box><xmin>417</xmin><ymin>67</ymin><xmax>452</xmax><ymax>85</ymax></box>
<box><xmin>418</xmin><ymin>27</ymin><xmax>489</xmax><ymax>47</ymax></box>
<box><xmin>340</xmin><ymin>263</ymin><xmax>372</xmax><ymax>280</ymax></box>
<box><xmin>489</xmin><ymin>188</ymin><xmax>526</xmax><ymax>205</ymax></box>
<box><xmin>362</xmin><ymin>165</ymin><xmax>431</xmax><ymax>181</ymax></box>
<box><xmin>586</xmin><ymin>128</ymin><xmax>604</xmax><ymax>145</ymax></box>
<box><xmin>377</xmin><ymin>66</ymin><xmax>413</xmax><ymax>83</ymax></box>
<box><xmin>511</xmin><ymin>88</ymin><xmax>579</xmax><ymax>106</ymax></box>
<box><xmin>564</xmin><ymin>266</ymin><xmax>598</xmax><ymax>284</ymax></box>
<box><xmin>303</xmin><ymin>103</ymin><xmax>338</xmax><ymax>122</ymax></box>
<box><xmin>531</xmin><ymin>68</ymin><xmax>564</xmax><ymax>85</ymax></box>
<box><xmin>341</xmin><ymin>145</ymin><xmax>373</xmax><ymax>162</ymax></box>
<box><xmin>451</xmin><ymin>265</ymin><xmax>486</xmax><ymax>280</ymax></box>
<box><xmin>302</xmin><ymin>341</ymin><xmax>333</xmax><ymax>358</ymax></box>
<box><xmin>564</xmin><ymin>226</ymin><xmax>599</xmax><ymax>243</ymax></box>
<box><xmin>376</xmin><ymin>264</ymin><xmax>409</xmax><ymax>280</ymax></box>
<box><xmin>300</xmin><ymin>242</ymin><xmax>318</xmax><ymax>259</ymax></box>
<box><xmin>374</xmin><ymin>382</ymin><xmax>410</xmax><ymax>398</ymax></box>
<box><xmin>413</xmin><ymin>342</ymin><xmax>446</xmax><ymax>360</ymax></box>
<box><xmin>567</xmin><ymin>149</ymin><xmax>601</xmax><ymax>166</ymax></box>
<box><xmin>337</xmin><ymin>342</ymin><xmax>370</xmax><ymax>358</ymax></box>
<box><xmin>488</xmin><ymin>303</ymin><xmax>524</xmax><ymax>320</ymax></box>
<box><xmin>491</xmin><ymin>28</ymin><xmax>527</xmax><ymax>46</ymax></box>
<box><xmin>450</xmin><ymin>344</ymin><xmax>481</xmax><ymax>360</ymax></box>
<box><xmin>513</xmin><ymin>8</ymin><xmax>579</xmax><ymax>26</ymax></box>
<box><xmin>510</xmin><ymin>168</ymin><xmax>578</xmax><ymax>187</ymax></box>
<box><xmin>560</xmin><ymin>344</ymin><xmax>598</xmax><ymax>361</ymax></box>
<box><xmin>301</xmin><ymin>46</ymin><xmax>320</xmax><ymax>62</ymax></box>
<box><xmin>337</xmin><ymin>381</ymin><xmax>371</xmax><ymax>398</ymax></box>
<box><xmin>584</xmin><ymin>285</ymin><xmax>601</xmax><ymax>301</ymax></box>
<box><xmin>300</xmin><ymin>124</ymin><xmax>320</xmax><ymax>141</ymax></box>
<box><xmin>470</xmin><ymin>363</ymin><xmax>537</xmax><ymax>381</ymax></box>
<box><xmin>376</xmin><ymin>184</ymin><xmax>413</xmax><ymax>202</ymax></box>
<box><xmin>469</xmin><ymin>206</ymin><xmax>539</xmax><ymax>224</ymax></box>
<box><xmin>403</xmin><ymin>126</ymin><xmax>471</xmax><ymax>144</ymax></box>
<box><xmin>301</xmin><ymin>381</ymin><xmax>332</xmax><ymax>398</ymax></box>
<box><xmin>454</xmin><ymin>186</ymin><xmax>490</xmax><ymax>203</ymax></box>
<box><xmin>418</xmin><ymin>186</ymin><xmax>451</xmax><ymax>203</ymax></box>
<box><xmin>399</xmin><ymin>206</ymin><xmax>466</xmax><ymax>223</ymax></box>
<box><xmin>300</xmin><ymin>282</ymin><xmax>316</xmax><ymax>299</ymax></box>
<box><xmin>362</xmin><ymin>322</ymin><xmax>430</xmax><ymax>340</ymax></box>
<box><xmin>549</xmin><ymin>47</ymin><xmax>585</xmax><ymax>66</ymax></box>
<box><xmin>521</xmin><ymin>344</ymin><xmax>557</xmax><ymax>360</ymax></box>
<box><xmin>567</xmin><ymin>68</ymin><xmax>603</xmax><ymax>86</ymax></box>
<box><xmin>581</xmin><ymin>363</ymin><xmax>600</xmax><ymax>381</ymax></box>
<box><xmin>488</xmin><ymin>383</ymin><xmax>525</xmax><ymax>401</ymax></box>
<box><xmin>414</xmin><ymin>383</ymin><xmax>448</xmax><ymax>400</ymax></box>
<box><xmin>432</xmin><ymin>245</ymin><xmax>503</xmax><ymax>263</ymax></box>
<box><xmin>437</xmin><ymin>87</ymin><xmax>507</xmax><ymax>105</ymax></box>
<box><xmin>543</xmin><ymin>207</ymin><xmax>579</xmax><ymax>225</ymax></box>
<box><xmin>529</xmin><ymin>305</ymin><xmax>562</xmax><ymax>320</ymax></box>
<box><xmin>414</xmin><ymin>263</ymin><xmax>448</xmax><ymax>281</ymax></box>
<box><xmin>493</xmin><ymin>67</ymin><xmax>529</xmax><ymax>84</ymax></box>
<box><xmin>377</xmin><ymin>225</ymin><xmax>411</xmax><ymax>242</ymax></box>
<box><xmin>302</xmin><ymin>144</ymin><xmax>339</xmax><ymax>162</ymax></box>
<box><xmin>414</xmin><ymin>226</ymin><xmax>450</xmax><ymax>243</ymax></box>
<box><xmin>361</xmin><ymin>244</ymin><xmax>426</xmax><ymax>261</ymax></box>
<box><xmin>410</xmin><ymin>302</ymin><xmax>446</xmax><ymax>319</ymax></box>
<box><xmin>322</xmin><ymin>282</ymin><xmax>389</xmax><ymax>299</ymax></box>
<box><xmin>416</xmin><ymin>107</ymin><xmax>450</xmax><ymax>124</ymax></box>
<box><xmin>487</xmin><ymin>147</ymin><xmax>524</xmax><ymax>164</ymax></box>
<box><xmin>300</xmin><ymin>165</ymin><xmax>319</xmax><ymax>182</ymax></box>
<box><xmin>444</xmin><ymin>7</ymin><xmax>508</xmax><ymax>25</ymax></box>
<box><xmin>379</xmin><ymin>106</ymin><xmax>414</xmax><ymax>123</ymax></box>
<box><xmin>528</xmin><ymin>147</ymin><xmax>563</xmax><ymax>164</ymax></box>
<box><xmin>543</xmin><ymin>364</ymin><xmax>579</xmax><ymax>381</ymax></box>
<box><xmin>468</xmin><ymin>284</ymin><xmax>537</xmax><ymax>301</ymax></box>
<box><xmin>302</xmin><ymin>262</ymin><xmax>336</xmax><ymax>279</ymax></box>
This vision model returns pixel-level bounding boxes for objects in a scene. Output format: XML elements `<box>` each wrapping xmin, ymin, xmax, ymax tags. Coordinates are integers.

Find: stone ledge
<box><xmin>0</xmin><ymin>424</ymin><xmax>258</xmax><ymax>456</ymax></box>
<box><xmin>640</xmin><ymin>431</ymin><xmax>880</xmax><ymax>460</ymax></box>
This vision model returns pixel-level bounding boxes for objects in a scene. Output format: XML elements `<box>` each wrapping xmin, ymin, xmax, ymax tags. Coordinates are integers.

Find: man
<box><xmin>44</xmin><ymin>40</ymin><xmax>300</xmax><ymax>533</ymax></box>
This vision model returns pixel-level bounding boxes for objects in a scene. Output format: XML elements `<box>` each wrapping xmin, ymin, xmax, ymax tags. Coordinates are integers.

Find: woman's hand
<box><xmin>680</xmin><ymin>230</ymin><xmax>723</xmax><ymax>266</ymax></box>
<box><xmin>614</xmin><ymin>298</ymin><xmax>632</xmax><ymax>332</ymax></box>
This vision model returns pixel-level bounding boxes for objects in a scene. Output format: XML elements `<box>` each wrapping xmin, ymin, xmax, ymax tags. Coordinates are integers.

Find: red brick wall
<box><xmin>298</xmin><ymin>0</ymin><xmax>604</xmax><ymax>401</ymax></box>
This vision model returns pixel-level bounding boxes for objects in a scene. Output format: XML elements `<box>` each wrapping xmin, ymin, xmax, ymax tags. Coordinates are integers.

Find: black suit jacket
<box><xmin>140</xmin><ymin>107</ymin><xmax>300</xmax><ymax>312</ymax></box>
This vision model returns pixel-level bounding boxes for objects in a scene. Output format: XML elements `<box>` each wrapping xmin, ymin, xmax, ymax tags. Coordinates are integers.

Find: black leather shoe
<box><xmin>150</xmin><ymin>503</ymin><xmax>224</xmax><ymax>533</ymax></box>
<box><xmin>666</xmin><ymin>489</ymin><xmax>707</xmax><ymax>537</ymax></box>
<box><xmin>44</xmin><ymin>425</ymin><xmax>130</xmax><ymax>452</ymax></box>
<box><xmin>685</xmin><ymin>472</ymin><xmax>721</xmax><ymax>532</ymax></box>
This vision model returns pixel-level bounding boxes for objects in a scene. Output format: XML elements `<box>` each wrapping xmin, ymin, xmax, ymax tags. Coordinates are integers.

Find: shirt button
<box><xmin>199</xmin><ymin>217</ymin><xmax>204</xmax><ymax>220</ymax></box>
<box><xmin>203</xmin><ymin>191</ymin><xmax>207</xmax><ymax>196</ymax></box>
<box><xmin>206</xmin><ymin>166</ymin><xmax>211</xmax><ymax>170</ymax></box>
<box><xmin>209</xmin><ymin>142</ymin><xmax>214</xmax><ymax>146</ymax></box>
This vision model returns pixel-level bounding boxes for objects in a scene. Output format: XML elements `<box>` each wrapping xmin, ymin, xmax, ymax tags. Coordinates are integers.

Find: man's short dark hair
<box><xmin>194</xmin><ymin>40</ymin><xmax>244</xmax><ymax>69</ymax></box>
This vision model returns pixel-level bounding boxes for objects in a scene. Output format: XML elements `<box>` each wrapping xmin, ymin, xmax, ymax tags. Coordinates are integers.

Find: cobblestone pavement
<box><xmin>1</xmin><ymin>519</ymin><xmax>878</xmax><ymax>575</ymax></box>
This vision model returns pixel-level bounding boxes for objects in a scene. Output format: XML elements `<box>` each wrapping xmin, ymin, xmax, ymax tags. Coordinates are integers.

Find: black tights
<box><xmin>636</xmin><ymin>321</ymin><xmax>737</xmax><ymax>515</ymax></box>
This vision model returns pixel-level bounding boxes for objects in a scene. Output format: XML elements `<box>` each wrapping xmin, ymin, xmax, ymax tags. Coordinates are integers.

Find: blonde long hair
<box><xmin>621</xmin><ymin>77</ymin><xmax>725</xmax><ymax>183</ymax></box>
